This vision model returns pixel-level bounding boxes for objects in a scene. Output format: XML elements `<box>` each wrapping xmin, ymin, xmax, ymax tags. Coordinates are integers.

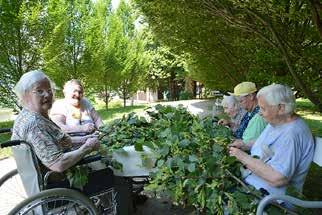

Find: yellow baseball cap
<box><xmin>230</xmin><ymin>82</ymin><xmax>257</xmax><ymax>96</ymax></box>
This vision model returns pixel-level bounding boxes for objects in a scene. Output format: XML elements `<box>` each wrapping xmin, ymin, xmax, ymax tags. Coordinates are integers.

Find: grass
<box><xmin>97</xmin><ymin>105</ymin><xmax>147</xmax><ymax>123</ymax></box>
<box><xmin>296</xmin><ymin>98</ymin><xmax>322</xmax><ymax>136</ymax></box>
<box><xmin>0</xmin><ymin>121</ymin><xmax>14</xmax><ymax>160</ymax></box>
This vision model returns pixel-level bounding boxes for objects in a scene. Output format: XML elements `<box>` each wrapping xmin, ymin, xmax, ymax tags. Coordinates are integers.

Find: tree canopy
<box><xmin>134</xmin><ymin>0</ymin><xmax>322</xmax><ymax>111</ymax></box>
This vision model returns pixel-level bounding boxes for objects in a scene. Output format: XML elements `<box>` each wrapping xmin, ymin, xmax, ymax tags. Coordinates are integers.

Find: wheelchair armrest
<box><xmin>76</xmin><ymin>154</ymin><xmax>103</xmax><ymax>166</ymax></box>
<box><xmin>256</xmin><ymin>194</ymin><xmax>322</xmax><ymax>215</ymax></box>
<box><xmin>68</xmin><ymin>131</ymin><xmax>94</xmax><ymax>137</ymax></box>
<box><xmin>0</xmin><ymin>140</ymin><xmax>26</xmax><ymax>148</ymax></box>
<box><xmin>0</xmin><ymin>128</ymin><xmax>12</xmax><ymax>134</ymax></box>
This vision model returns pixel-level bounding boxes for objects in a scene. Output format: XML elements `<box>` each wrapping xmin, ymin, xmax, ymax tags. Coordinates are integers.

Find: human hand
<box><xmin>81</xmin><ymin>123</ymin><xmax>96</xmax><ymax>133</ymax></box>
<box><xmin>80</xmin><ymin>133</ymin><xmax>99</xmax><ymax>144</ymax></box>
<box><xmin>228</xmin><ymin>139</ymin><xmax>244</xmax><ymax>148</ymax></box>
<box><xmin>228</xmin><ymin>146</ymin><xmax>247</xmax><ymax>161</ymax></box>
<box><xmin>218</xmin><ymin>119</ymin><xmax>229</xmax><ymax>126</ymax></box>
<box><xmin>81</xmin><ymin>137</ymin><xmax>100</xmax><ymax>153</ymax></box>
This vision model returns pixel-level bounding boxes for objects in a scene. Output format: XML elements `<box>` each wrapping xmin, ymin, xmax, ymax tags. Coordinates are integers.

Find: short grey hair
<box><xmin>14</xmin><ymin>70</ymin><xmax>52</xmax><ymax>105</ymax></box>
<box><xmin>257</xmin><ymin>84</ymin><xmax>295</xmax><ymax>114</ymax></box>
<box><xmin>63</xmin><ymin>79</ymin><xmax>83</xmax><ymax>93</ymax></box>
<box><xmin>222</xmin><ymin>95</ymin><xmax>240</xmax><ymax>110</ymax></box>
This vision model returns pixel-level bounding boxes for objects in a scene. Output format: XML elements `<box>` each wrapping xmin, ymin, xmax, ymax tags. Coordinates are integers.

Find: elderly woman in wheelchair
<box><xmin>9</xmin><ymin>70</ymin><xmax>116</xmax><ymax>214</ymax></box>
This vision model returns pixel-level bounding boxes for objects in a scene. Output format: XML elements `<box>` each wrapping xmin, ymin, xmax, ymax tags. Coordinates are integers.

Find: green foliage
<box><xmin>0</xmin><ymin>0</ymin><xmax>47</xmax><ymax>108</ymax></box>
<box><xmin>134</xmin><ymin>0</ymin><xmax>322</xmax><ymax>110</ymax></box>
<box><xmin>65</xmin><ymin>165</ymin><xmax>90</xmax><ymax>190</ymax></box>
<box><xmin>143</xmin><ymin>36</ymin><xmax>189</xmax><ymax>100</ymax></box>
<box><xmin>95</xmin><ymin>104</ymin><xmax>267</xmax><ymax>213</ymax></box>
<box><xmin>179</xmin><ymin>91</ymin><xmax>193</xmax><ymax>100</ymax></box>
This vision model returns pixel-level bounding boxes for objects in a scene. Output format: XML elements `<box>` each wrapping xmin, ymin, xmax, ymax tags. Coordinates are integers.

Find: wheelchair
<box><xmin>0</xmin><ymin>128</ymin><xmax>117</xmax><ymax>215</ymax></box>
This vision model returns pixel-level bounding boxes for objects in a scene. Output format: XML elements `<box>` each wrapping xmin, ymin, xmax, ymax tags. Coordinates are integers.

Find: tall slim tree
<box><xmin>0</xmin><ymin>0</ymin><xmax>47</xmax><ymax>108</ymax></box>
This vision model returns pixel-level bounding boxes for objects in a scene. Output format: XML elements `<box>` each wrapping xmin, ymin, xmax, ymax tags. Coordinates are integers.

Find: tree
<box><xmin>42</xmin><ymin>0</ymin><xmax>94</xmax><ymax>88</ymax></box>
<box><xmin>0</xmin><ymin>0</ymin><xmax>47</xmax><ymax>109</ymax></box>
<box><xmin>109</xmin><ymin>1</ymin><xmax>149</xmax><ymax>107</ymax></box>
<box><xmin>134</xmin><ymin>0</ymin><xmax>322</xmax><ymax>111</ymax></box>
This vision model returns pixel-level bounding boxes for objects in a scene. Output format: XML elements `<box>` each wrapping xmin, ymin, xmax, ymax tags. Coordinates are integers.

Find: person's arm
<box><xmin>229</xmin><ymin>147</ymin><xmax>288</xmax><ymax>187</ymax></box>
<box><xmin>90</xmin><ymin>108</ymin><xmax>103</xmax><ymax>129</ymax></box>
<box><xmin>70</xmin><ymin>134</ymin><xmax>99</xmax><ymax>148</ymax></box>
<box><xmin>51</xmin><ymin>114</ymin><xmax>95</xmax><ymax>133</ymax></box>
<box><xmin>49</xmin><ymin>137</ymin><xmax>99</xmax><ymax>172</ymax></box>
<box><xmin>229</xmin><ymin>139</ymin><xmax>254</xmax><ymax>151</ymax></box>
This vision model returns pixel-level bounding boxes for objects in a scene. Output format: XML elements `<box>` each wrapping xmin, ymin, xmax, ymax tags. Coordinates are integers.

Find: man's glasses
<box><xmin>239</xmin><ymin>94</ymin><xmax>250</xmax><ymax>102</ymax></box>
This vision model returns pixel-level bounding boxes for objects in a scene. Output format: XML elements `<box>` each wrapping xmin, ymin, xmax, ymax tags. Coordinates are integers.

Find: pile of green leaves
<box><xmin>66</xmin><ymin>105</ymin><xmax>294</xmax><ymax>213</ymax></box>
<box><xmin>144</xmin><ymin>105</ymin><xmax>262</xmax><ymax>214</ymax></box>
<box><xmin>97</xmin><ymin>105</ymin><xmax>265</xmax><ymax>213</ymax></box>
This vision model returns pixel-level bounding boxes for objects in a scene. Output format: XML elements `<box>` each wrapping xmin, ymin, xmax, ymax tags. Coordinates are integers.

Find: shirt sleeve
<box><xmin>242</xmin><ymin>114</ymin><xmax>267</xmax><ymax>144</ymax></box>
<box><xmin>82</xmin><ymin>98</ymin><xmax>94</xmax><ymax>112</ymax></box>
<box><xmin>267</xmin><ymin>135</ymin><xmax>297</xmax><ymax>179</ymax></box>
<box><xmin>26</xmin><ymin>124</ymin><xmax>64</xmax><ymax>167</ymax></box>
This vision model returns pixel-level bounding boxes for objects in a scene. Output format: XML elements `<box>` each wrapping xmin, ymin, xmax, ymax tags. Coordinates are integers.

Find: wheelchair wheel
<box><xmin>9</xmin><ymin>188</ymin><xmax>98</xmax><ymax>215</ymax></box>
<box><xmin>0</xmin><ymin>169</ymin><xmax>27</xmax><ymax>214</ymax></box>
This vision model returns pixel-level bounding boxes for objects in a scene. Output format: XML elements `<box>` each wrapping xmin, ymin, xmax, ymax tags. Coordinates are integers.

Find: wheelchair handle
<box><xmin>0</xmin><ymin>140</ymin><xmax>24</xmax><ymax>148</ymax></box>
<box><xmin>0</xmin><ymin>128</ymin><xmax>12</xmax><ymax>134</ymax></box>
<box><xmin>76</xmin><ymin>154</ymin><xmax>102</xmax><ymax>166</ymax></box>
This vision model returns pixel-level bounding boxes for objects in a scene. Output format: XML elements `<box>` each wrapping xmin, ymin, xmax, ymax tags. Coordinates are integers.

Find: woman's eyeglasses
<box><xmin>31</xmin><ymin>89</ymin><xmax>53</xmax><ymax>97</ymax></box>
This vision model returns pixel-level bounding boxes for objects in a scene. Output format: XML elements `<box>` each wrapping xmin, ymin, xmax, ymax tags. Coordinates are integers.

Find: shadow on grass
<box><xmin>97</xmin><ymin>105</ymin><xmax>147</xmax><ymax>123</ymax></box>
<box><xmin>303</xmin><ymin>163</ymin><xmax>322</xmax><ymax>200</ymax></box>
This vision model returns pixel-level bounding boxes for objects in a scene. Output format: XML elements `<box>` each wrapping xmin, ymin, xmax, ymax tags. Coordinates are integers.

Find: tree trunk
<box><xmin>168</xmin><ymin>71</ymin><xmax>177</xmax><ymax>101</ymax></box>
<box><xmin>184</xmin><ymin>77</ymin><xmax>196</xmax><ymax>98</ymax></box>
<box><xmin>309</xmin><ymin>0</ymin><xmax>322</xmax><ymax>39</ymax></box>
<box><xmin>104</xmin><ymin>85</ymin><xmax>109</xmax><ymax>110</ymax></box>
<box><xmin>246</xmin><ymin>9</ymin><xmax>322</xmax><ymax>112</ymax></box>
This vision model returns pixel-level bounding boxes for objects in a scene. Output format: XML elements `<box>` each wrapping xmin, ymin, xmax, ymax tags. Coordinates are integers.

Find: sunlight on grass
<box><xmin>97</xmin><ymin>105</ymin><xmax>147</xmax><ymax>123</ymax></box>
<box><xmin>296</xmin><ymin>98</ymin><xmax>322</xmax><ymax>136</ymax></box>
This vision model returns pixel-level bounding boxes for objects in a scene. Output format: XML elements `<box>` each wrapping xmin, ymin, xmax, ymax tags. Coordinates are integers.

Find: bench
<box><xmin>256</xmin><ymin>137</ymin><xmax>322</xmax><ymax>215</ymax></box>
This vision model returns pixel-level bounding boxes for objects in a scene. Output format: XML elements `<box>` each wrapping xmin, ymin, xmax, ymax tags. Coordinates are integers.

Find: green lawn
<box><xmin>295</xmin><ymin>99</ymin><xmax>322</xmax><ymax>200</ymax></box>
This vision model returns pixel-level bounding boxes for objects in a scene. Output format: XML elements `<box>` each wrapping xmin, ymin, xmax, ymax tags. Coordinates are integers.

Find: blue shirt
<box><xmin>245</xmin><ymin>118</ymin><xmax>314</xmax><ymax>195</ymax></box>
<box><xmin>234</xmin><ymin>106</ymin><xmax>260</xmax><ymax>138</ymax></box>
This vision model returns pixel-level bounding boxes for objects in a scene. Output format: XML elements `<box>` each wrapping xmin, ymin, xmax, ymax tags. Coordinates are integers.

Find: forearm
<box><xmin>239</xmin><ymin>155</ymin><xmax>288</xmax><ymax>187</ymax></box>
<box><xmin>51</xmin><ymin>115</ymin><xmax>83</xmax><ymax>133</ymax></box>
<box><xmin>91</xmin><ymin>109</ymin><xmax>103</xmax><ymax>128</ymax></box>
<box><xmin>59</xmin><ymin>123</ymin><xmax>83</xmax><ymax>133</ymax></box>
<box><xmin>48</xmin><ymin>147</ymin><xmax>90</xmax><ymax>172</ymax></box>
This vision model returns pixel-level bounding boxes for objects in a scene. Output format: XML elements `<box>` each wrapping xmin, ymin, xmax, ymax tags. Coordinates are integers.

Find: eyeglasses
<box><xmin>239</xmin><ymin>94</ymin><xmax>250</xmax><ymax>102</ymax></box>
<box><xmin>31</xmin><ymin>89</ymin><xmax>53</xmax><ymax>97</ymax></box>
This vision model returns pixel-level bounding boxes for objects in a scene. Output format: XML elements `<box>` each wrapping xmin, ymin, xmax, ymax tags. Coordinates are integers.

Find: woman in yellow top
<box><xmin>50</xmin><ymin>79</ymin><xmax>103</xmax><ymax>134</ymax></box>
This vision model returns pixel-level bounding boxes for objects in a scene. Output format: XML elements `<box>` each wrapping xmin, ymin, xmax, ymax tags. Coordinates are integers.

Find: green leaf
<box><xmin>134</xmin><ymin>142</ymin><xmax>143</xmax><ymax>151</ymax></box>
<box><xmin>189</xmin><ymin>155</ymin><xmax>198</xmax><ymax>162</ymax></box>
<box><xmin>187</xmin><ymin>163</ymin><xmax>196</xmax><ymax>172</ymax></box>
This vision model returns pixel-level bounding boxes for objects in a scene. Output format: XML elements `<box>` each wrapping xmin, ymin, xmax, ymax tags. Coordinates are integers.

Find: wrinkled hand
<box><xmin>81</xmin><ymin>137</ymin><xmax>100</xmax><ymax>154</ymax></box>
<box><xmin>228</xmin><ymin>139</ymin><xmax>244</xmax><ymax>148</ymax></box>
<box><xmin>81</xmin><ymin>123</ymin><xmax>96</xmax><ymax>133</ymax></box>
<box><xmin>218</xmin><ymin>119</ymin><xmax>229</xmax><ymax>126</ymax></box>
<box><xmin>80</xmin><ymin>133</ymin><xmax>99</xmax><ymax>144</ymax></box>
<box><xmin>228</xmin><ymin>146</ymin><xmax>247</xmax><ymax>161</ymax></box>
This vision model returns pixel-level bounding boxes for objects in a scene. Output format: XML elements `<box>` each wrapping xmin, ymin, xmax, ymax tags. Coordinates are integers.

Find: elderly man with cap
<box><xmin>229</xmin><ymin>82</ymin><xmax>267</xmax><ymax>149</ymax></box>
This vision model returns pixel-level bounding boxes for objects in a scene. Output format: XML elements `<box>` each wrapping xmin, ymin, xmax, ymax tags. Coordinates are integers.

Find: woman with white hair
<box><xmin>11</xmin><ymin>70</ymin><xmax>99</xmax><ymax>173</ymax></box>
<box><xmin>218</xmin><ymin>95</ymin><xmax>246</xmax><ymax>135</ymax></box>
<box><xmin>229</xmin><ymin>84</ymin><xmax>314</xmax><ymax>197</ymax></box>
<box><xmin>50</xmin><ymin>79</ymin><xmax>103</xmax><ymax>133</ymax></box>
